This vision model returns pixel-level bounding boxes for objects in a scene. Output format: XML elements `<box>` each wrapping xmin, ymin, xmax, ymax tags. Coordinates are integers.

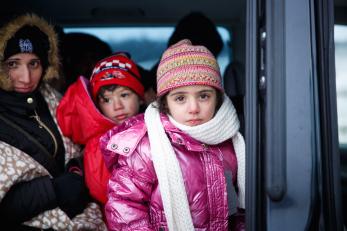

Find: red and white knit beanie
<box><xmin>156</xmin><ymin>39</ymin><xmax>223</xmax><ymax>96</ymax></box>
<box><xmin>90</xmin><ymin>53</ymin><xmax>144</xmax><ymax>99</ymax></box>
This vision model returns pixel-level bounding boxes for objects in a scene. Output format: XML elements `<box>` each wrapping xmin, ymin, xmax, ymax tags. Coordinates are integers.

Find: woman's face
<box><xmin>4</xmin><ymin>53</ymin><xmax>43</xmax><ymax>93</ymax></box>
<box><xmin>166</xmin><ymin>85</ymin><xmax>217</xmax><ymax>126</ymax></box>
<box><xmin>98</xmin><ymin>86</ymin><xmax>142</xmax><ymax>124</ymax></box>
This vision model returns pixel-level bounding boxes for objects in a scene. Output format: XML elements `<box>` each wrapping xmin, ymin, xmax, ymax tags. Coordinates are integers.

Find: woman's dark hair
<box><xmin>157</xmin><ymin>88</ymin><xmax>224</xmax><ymax>115</ymax></box>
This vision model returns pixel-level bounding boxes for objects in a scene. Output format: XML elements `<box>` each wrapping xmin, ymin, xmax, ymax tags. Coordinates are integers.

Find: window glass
<box><xmin>334</xmin><ymin>25</ymin><xmax>347</xmax><ymax>145</ymax></box>
<box><xmin>63</xmin><ymin>27</ymin><xmax>231</xmax><ymax>74</ymax></box>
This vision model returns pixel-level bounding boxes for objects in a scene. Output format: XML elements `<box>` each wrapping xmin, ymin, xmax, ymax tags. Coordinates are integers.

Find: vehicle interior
<box><xmin>1</xmin><ymin>0</ymin><xmax>347</xmax><ymax>230</ymax></box>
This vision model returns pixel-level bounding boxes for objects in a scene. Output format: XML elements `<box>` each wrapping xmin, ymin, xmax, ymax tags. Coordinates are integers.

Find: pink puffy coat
<box><xmin>100</xmin><ymin>114</ymin><xmax>240</xmax><ymax>231</ymax></box>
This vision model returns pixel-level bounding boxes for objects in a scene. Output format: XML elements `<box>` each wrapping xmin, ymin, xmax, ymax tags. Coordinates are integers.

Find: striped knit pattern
<box><xmin>157</xmin><ymin>39</ymin><xmax>223</xmax><ymax>96</ymax></box>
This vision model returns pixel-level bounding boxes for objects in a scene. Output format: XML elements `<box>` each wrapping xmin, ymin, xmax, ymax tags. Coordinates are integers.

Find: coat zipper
<box><xmin>30</xmin><ymin>110</ymin><xmax>58</xmax><ymax>158</ymax></box>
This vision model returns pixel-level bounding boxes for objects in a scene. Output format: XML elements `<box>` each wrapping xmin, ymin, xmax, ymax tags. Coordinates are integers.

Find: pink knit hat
<box><xmin>156</xmin><ymin>39</ymin><xmax>223</xmax><ymax>96</ymax></box>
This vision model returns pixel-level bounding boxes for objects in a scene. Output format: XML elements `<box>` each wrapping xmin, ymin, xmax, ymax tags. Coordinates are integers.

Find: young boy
<box><xmin>57</xmin><ymin>52</ymin><xmax>144</xmax><ymax>205</ymax></box>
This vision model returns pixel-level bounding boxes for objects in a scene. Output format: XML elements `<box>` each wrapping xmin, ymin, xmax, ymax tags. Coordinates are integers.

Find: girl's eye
<box><xmin>200</xmin><ymin>93</ymin><xmax>210</xmax><ymax>100</ymax></box>
<box><xmin>175</xmin><ymin>95</ymin><xmax>185</xmax><ymax>102</ymax></box>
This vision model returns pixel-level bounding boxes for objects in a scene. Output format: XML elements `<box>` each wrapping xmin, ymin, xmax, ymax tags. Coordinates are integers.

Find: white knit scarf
<box><xmin>144</xmin><ymin>95</ymin><xmax>245</xmax><ymax>231</ymax></box>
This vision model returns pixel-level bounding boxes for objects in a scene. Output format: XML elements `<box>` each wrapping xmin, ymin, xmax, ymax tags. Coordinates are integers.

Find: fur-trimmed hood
<box><xmin>0</xmin><ymin>14</ymin><xmax>60</xmax><ymax>91</ymax></box>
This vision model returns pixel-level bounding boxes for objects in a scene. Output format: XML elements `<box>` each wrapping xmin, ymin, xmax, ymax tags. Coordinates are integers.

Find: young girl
<box><xmin>57</xmin><ymin>52</ymin><xmax>144</xmax><ymax>205</ymax></box>
<box><xmin>100</xmin><ymin>39</ymin><xmax>245</xmax><ymax>230</ymax></box>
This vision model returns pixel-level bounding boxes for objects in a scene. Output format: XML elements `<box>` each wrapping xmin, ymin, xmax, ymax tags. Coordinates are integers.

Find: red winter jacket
<box><xmin>57</xmin><ymin>76</ymin><xmax>116</xmax><ymax>204</ymax></box>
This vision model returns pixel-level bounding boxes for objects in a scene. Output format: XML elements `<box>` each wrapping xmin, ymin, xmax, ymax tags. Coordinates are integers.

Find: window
<box><xmin>334</xmin><ymin>25</ymin><xmax>347</xmax><ymax>145</ymax></box>
<box><xmin>63</xmin><ymin>27</ymin><xmax>231</xmax><ymax>75</ymax></box>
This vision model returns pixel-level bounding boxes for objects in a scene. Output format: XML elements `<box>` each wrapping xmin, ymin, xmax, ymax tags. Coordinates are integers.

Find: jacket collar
<box><xmin>105</xmin><ymin>112</ymin><xmax>209</xmax><ymax>159</ymax></box>
<box><xmin>56</xmin><ymin>77</ymin><xmax>116</xmax><ymax>144</ymax></box>
<box><xmin>160</xmin><ymin>114</ymin><xmax>206</xmax><ymax>152</ymax></box>
<box><xmin>0</xmin><ymin>88</ymin><xmax>39</xmax><ymax>115</ymax></box>
<box><xmin>105</xmin><ymin>114</ymin><xmax>147</xmax><ymax>157</ymax></box>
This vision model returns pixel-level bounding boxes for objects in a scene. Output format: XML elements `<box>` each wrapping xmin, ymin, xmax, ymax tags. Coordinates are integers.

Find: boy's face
<box><xmin>166</xmin><ymin>85</ymin><xmax>217</xmax><ymax>126</ymax></box>
<box><xmin>98</xmin><ymin>86</ymin><xmax>142</xmax><ymax>124</ymax></box>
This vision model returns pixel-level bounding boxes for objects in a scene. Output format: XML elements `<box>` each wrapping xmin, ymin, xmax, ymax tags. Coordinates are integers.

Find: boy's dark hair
<box><xmin>157</xmin><ymin>89</ymin><xmax>224</xmax><ymax>115</ymax></box>
<box><xmin>97</xmin><ymin>84</ymin><xmax>146</xmax><ymax>113</ymax></box>
<box><xmin>97</xmin><ymin>85</ymin><xmax>119</xmax><ymax>101</ymax></box>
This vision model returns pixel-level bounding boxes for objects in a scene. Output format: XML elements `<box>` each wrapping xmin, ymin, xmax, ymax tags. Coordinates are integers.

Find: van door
<box><xmin>245</xmin><ymin>0</ymin><xmax>343</xmax><ymax>230</ymax></box>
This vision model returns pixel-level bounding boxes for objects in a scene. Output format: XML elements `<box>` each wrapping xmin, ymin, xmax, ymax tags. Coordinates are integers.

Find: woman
<box><xmin>0</xmin><ymin>14</ymin><xmax>106</xmax><ymax>230</ymax></box>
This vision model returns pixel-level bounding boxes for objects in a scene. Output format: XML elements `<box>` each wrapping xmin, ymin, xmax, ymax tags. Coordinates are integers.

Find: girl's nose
<box><xmin>188</xmin><ymin>99</ymin><xmax>200</xmax><ymax>114</ymax></box>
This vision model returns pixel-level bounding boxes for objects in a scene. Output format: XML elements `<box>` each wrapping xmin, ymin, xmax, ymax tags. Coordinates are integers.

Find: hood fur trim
<box><xmin>0</xmin><ymin>14</ymin><xmax>60</xmax><ymax>91</ymax></box>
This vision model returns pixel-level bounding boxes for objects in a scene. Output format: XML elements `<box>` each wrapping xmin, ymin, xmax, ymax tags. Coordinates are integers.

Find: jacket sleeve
<box><xmin>0</xmin><ymin>175</ymin><xmax>57</xmax><ymax>225</ymax></box>
<box><xmin>105</xmin><ymin>151</ymin><xmax>155</xmax><ymax>231</ymax></box>
<box><xmin>84</xmin><ymin>139</ymin><xmax>110</xmax><ymax>204</ymax></box>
